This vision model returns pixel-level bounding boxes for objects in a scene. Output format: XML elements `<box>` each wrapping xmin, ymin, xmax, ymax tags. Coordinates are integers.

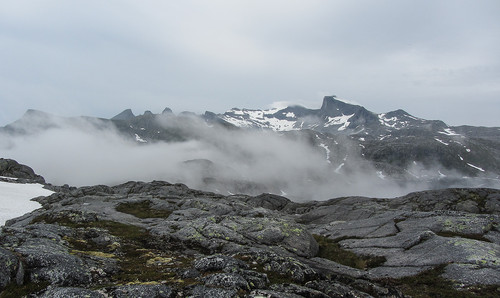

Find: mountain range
<box><xmin>1</xmin><ymin>96</ymin><xmax>499</xmax><ymax>198</ymax></box>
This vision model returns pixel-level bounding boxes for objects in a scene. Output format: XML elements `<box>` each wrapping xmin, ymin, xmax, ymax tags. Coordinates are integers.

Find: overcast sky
<box><xmin>1</xmin><ymin>0</ymin><xmax>499</xmax><ymax>127</ymax></box>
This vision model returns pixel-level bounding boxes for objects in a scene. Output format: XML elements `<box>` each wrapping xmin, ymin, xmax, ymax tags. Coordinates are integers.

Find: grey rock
<box><xmin>38</xmin><ymin>287</ymin><xmax>105</xmax><ymax>298</ymax></box>
<box><xmin>0</xmin><ymin>247</ymin><xmax>21</xmax><ymax>289</ymax></box>
<box><xmin>112</xmin><ymin>284</ymin><xmax>174</xmax><ymax>298</ymax></box>
<box><xmin>339</xmin><ymin>230</ymin><xmax>435</xmax><ymax>250</ymax></box>
<box><xmin>1</xmin><ymin>174</ymin><xmax>499</xmax><ymax>296</ymax></box>
<box><xmin>187</xmin><ymin>285</ymin><xmax>238</xmax><ymax>298</ymax></box>
<box><xmin>193</xmin><ymin>254</ymin><xmax>247</xmax><ymax>272</ymax></box>
<box><xmin>247</xmin><ymin>250</ymin><xmax>319</xmax><ymax>283</ymax></box>
<box><xmin>485</xmin><ymin>230</ymin><xmax>500</xmax><ymax>244</ymax></box>
<box><xmin>203</xmin><ymin>272</ymin><xmax>249</xmax><ymax>290</ymax></box>
<box><xmin>313</xmin><ymin>211</ymin><xmax>400</xmax><ymax>239</ymax></box>
<box><xmin>306</xmin><ymin>258</ymin><xmax>370</xmax><ymax>280</ymax></box>
<box><xmin>368</xmin><ymin>266</ymin><xmax>433</xmax><ymax>279</ymax></box>
<box><xmin>248</xmin><ymin>289</ymin><xmax>304</xmax><ymax>298</ymax></box>
<box><xmin>269</xmin><ymin>283</ymin><xmax>330</xmax><ymax>298</ymax></box>
<box><xmin>238</xmin><ymin>269</ymin><xmax>269</xmax><ymax>289</ymax></box>
<box><xmin>382</xmin><ymin>235</ymin><xmax>500</xmax><ymax>267</ymax></box>
<box><xmin>442</xmin><ymin>263</ymin><xmax>500</xmax><ymax>287</ymax></box>
<box><xmin>0</xmin><ymin>158</ymin><xmax>45</xmax><ymax>183</ymax></box>
<box><xmin>14</xmin><ymin>237</ymin><xmax>95</xmax><ymax>286</ymax></box>
<box><xmin>305</xmin><ymin>280</ymin><xmax>373</xmax><ymax>298</ymax></box>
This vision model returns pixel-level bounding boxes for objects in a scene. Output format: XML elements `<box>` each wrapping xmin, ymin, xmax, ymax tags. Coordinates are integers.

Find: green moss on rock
<box><xmin>313</xmin><ymin>234</ymin><xmax>386</xmax><ymax>269</ymax></box>
<box><xmin>115</xmin><ymin>201</ymin><xmax>172</xmax><ymax>219</ymax></box>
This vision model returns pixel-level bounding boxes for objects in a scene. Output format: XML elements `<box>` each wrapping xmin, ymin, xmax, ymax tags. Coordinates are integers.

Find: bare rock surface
<box><xmin>1</xmin><ymin>170</ymin><xmax>499</xmax><ymax>296</ymax></box>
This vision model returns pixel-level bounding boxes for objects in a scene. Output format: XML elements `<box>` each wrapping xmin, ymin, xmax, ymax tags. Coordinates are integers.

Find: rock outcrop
<box><xmin>0</xmin><ymin>158</ymin><xmax>45</xmax><ymax>184</ymax></box>
<box><xmin>1</xmin><ymin>172</ymin><xmax>499</xmax><ymax>296</ymax></box>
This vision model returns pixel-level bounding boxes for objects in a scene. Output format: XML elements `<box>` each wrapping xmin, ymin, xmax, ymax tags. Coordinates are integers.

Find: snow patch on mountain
<box><xmin>318</xmin><ymin>143</ymin><xmax>331</xmax><ymax>163</ymax></box>
<box><xmin>378</xmin><ymin>113</ymin><xmax>413</xmax><ymax>129</ymax></box>
<box><xmin>324</xmin><ymin>114</ymin><xmax>354</xmax><ymax>128</ymax></box>
<box><xmin>467</xmin><ymin>163</ymin><xmax>485</xmax><ymax>172</ymax></box>
<box><xmin>439</xmin><ymin>128</ymin><xmax>461</xmax><ymax>136</ymax></box>
<box><xmin>0</xmin><ymin>181</ymin><xmax>54</xmax><ymax>226</ymax></box>
<box><xmin>221</xmin><ymin>108</ymin><xmax>300</xmax><ymax>131</ymax></box>
<box><xmin>135</xmin><ymin>134</ymin><xmax>147</xmax><ymax>143</ymax></box>
<box><xmin>435</xmin><ymin>138</ymin><xmax>449</xmax><ymax>145</ymax></box>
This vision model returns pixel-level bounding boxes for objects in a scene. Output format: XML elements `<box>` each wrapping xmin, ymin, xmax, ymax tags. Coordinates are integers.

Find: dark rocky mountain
<box><xmin>1</xmin><ymin>96</ymin><xmax>499</xmax><ymax>197</ymax></box>
<box><xmin>0</xmin><ymin>160</ymin><xmax>499</xmax><ymax>297</ymax></box>
<box><xmin>218</xmin><ymin>96</ymin><xmax>449</xmax><ymax>135</ymax></box>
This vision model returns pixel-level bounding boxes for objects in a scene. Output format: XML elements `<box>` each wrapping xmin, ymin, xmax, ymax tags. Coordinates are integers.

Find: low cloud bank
<box><xmin>1</xmin><ymin>113</ymin><xmax>490</xmax><ymax>201</ymax></box>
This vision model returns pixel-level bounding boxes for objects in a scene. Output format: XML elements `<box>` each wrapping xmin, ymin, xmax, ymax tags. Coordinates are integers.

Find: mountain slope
<box><xmin>218</xmin><ymin>96</ymin><xmax>450</xmax><ymax>135</ymax></box>
<box><xmin>1</xmin><ymin>96</ymin><xmax>499</xmax><ymax>198</ymax></box>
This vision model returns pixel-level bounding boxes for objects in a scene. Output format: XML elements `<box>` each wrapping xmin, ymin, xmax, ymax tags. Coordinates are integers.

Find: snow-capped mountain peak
<box><xmin>218</xmin><ymin>96</ymin><xmax>444</xmax><ymax>134</ymax></box>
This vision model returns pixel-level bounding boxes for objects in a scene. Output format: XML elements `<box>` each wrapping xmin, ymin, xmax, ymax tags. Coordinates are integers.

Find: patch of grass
<box><xmin>313</xmin><ymin>235</ymin><xmax>386</xmax><ymax>270</ymax></box>
<box><xmin>436</xmin><ymin>231</ymin><xmax>491</xmax><ymax>243</ymax></box>
<box><xmin>90</xmin><ymin>221</ymin><xmax>147</xmax><ymax>241</ymax></box>
<box><xmin>32</xmin><ymin>213</ymin><xmax>195</xmax><ymax>286</ymax></box>
<box><xmin>385</xmin><ymin>264</ymin><xmax>500</xmax><ymax>298</ymax></box>
<box><xmin>115</xmin><ymin>201</ymin><xmax>172</xmax><ymax>219</ymax></box>
<box><xmin>0</xmin><ymin>281</ymin><xmax>50</xmax><ymax>298</ymax></box>
<box><xmin>70</xmin><ymin>249</ymin><xmax>116</xmax><ymax>258</ymax></box>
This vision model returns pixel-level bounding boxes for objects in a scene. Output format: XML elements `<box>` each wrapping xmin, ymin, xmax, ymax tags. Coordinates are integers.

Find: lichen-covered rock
<box><xmin>442</xmin><ymin>263</ymin><xmax>500</xmax><ymax>287</ymax></box>
<box><xmin>38</xmin><ymin>287</ymin><xmax>105</xmax><ymax>298</ymax></box>
<box><xmin>248</xmin><ymin>289</ymin><xmax>304</xmax><ymax>298</ymax></box>
<box><xmin>186</xmin><ymin>285</ymin><xmax>238</xmax><ymax>298</ymax></box>
<box><xmin>203</xmin><ymin>272</ymin><xmax>250</xmax><ymax>290</ymax></box>
<box><xmin>193</xmin><ymin>254</ymin><xmax>247</xmax><ymax>272</ymax></box>
<box><xmin>304</xmin><ymin>280</ymin><xmax>373</xmax><ymax>298</ymax></box>
<box><xmin>269</xmin><ymin>283</ymin><xmax>330</xmax><ymax>298</ymax></box>
<box><xmin>0</xmin><ymin>248</ymin><xmax>22</xmax><ymax>289</ymax></box>
<box><xmin>1</xmin><ymin>177</ymin><xmax>499</xmax><ymax>297</ymax></box>
<box><xmin>112</xmin><ymin>284</ymin><xmax>174</xmax><ymax>298</ymax></box>
<box><xmin>18</xmin><ymin>241</ymin><xmax>93</xmax><ymax>286</ymax></box>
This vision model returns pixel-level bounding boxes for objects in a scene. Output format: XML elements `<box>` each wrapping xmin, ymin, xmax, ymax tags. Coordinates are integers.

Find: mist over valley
<box><xmin>1</xmin><ymin>96</ymin><xmax>499</xmax><ymax>201</ymax></box>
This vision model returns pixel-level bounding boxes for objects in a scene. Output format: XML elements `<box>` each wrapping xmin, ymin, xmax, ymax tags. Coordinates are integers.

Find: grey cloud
<box><xmin>1</xmin><ymin>113</ymin><xmax>473</xmax><ymax>201</ymax></box>
<box><xmin>0</xmin><ymin>1</ymin><xmax>499</xmax><ymax>126</ymax></box>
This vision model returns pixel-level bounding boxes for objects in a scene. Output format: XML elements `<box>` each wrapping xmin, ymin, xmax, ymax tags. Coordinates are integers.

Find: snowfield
<box><xmin>0</xmin><ymin>181</ymin><xmax>54</xmax><ymax>226</ymax></box>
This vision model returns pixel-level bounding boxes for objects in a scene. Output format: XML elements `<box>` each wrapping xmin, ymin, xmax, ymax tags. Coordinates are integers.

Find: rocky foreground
<box><xmin>0</xmin><ymin>161</ymin><xmax>499</xmax><ymax>297</ymax></box>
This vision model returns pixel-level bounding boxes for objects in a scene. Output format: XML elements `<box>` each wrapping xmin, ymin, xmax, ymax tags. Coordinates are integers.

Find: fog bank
<box><xmin>0</xmin><ymin>114</ymin><xmax>474</xmax><ymax>201</ymax></box>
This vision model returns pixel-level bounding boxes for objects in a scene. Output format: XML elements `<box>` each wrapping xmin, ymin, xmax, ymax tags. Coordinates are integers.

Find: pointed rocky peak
<box><xmin>162</xmin><ymin>107</ymin><xmax>173</xmax><ymax>114</ymax></box>
<box><xmin>143</xmin><ymin>110</ymin><xmax>154</xmax><ymax>116</ymax></box>
<box><xmin>320</xmin><ymin>96</ymin><xmax>364</xmax><ymax>116</ymax></box>
<box><xmin>21</xmin><ymin>109</ymin><xmax>53</xmax><ymax>121</ymax></box>
<box><xmin>384</xmin><ymin>109</ymin><xmax>413</xmax><ymax>119</ymax></box>
<box><xmin>24</xmin><ymin>109</ymin><xmax>48</xmax><ymax>116</ymax></box>
<box><xmin>111</xmin><ymin>109</ymin><xmax>135</xmax><ymax>121</ymax></box>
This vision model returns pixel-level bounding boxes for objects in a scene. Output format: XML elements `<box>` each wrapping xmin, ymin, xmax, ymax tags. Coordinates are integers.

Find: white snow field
<box><xmin>0</xmin><ymin>181</ymin><xmax>54</xmax><ymax>226</ymax></box>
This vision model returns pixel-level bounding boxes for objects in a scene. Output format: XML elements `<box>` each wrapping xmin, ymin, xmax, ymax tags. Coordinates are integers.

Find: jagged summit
<box><xmin>111</xmin><ymin>109</ymin><xmax>135</xmax><ymax>121</ymax></box>
<box><xmin>162</xmin><ymin>107</ymin><xmax>173</xmax><ymax>114</ymax></box>
<box><xmin>24</xmin><ymin>109</ymin><xmax>49</xmax><ymax>116</ymax></box>
<box><xmin>320</xmin><ymin>95</ymin><xmax>362</xmax><ymax>112</ymax></box>
<box><xmin>219</xmin><ymin>95</ymin><xmax>433</xmax><ymax>134</ymax></box>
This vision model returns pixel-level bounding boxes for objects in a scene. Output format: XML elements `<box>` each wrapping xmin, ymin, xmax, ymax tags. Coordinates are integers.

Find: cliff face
<box><xmin>0</xmin><ymin>161</ymin><xmax>499</xmax><ymax>297</ymax></box>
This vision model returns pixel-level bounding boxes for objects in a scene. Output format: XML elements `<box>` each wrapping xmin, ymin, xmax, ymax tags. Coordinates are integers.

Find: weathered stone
<box><xmin>186</xmin><ymin>285</ymin><xmax>238</xmax><ymax>298</ymax></box>
<box><xmin>2</xmin><ymin>174</ymin><xmax>499</xmax><ymax>296</ymax></box>
<box><xmin>0</xmin><ymin>248</ymin><xmax>20</xmax><ymax>289</ymax></box>
<box><xmin>38</xmin><ymin>287</ymin><xmax>105</xmax><ymax>298</ymax></box>
<box><xmin>305</xmin><ymin>280</ymin><xmax>373</xmax><ymax>298</ymax></box>
<box><xmin>203</xmin><ymin>272</ymin><xmax>249</xmax><ymax>290</ymax></box>
<box><xmin>248</xmin><ymin>289</ymin><xmax>304</xmax><ymax>298</ymax></box>
<box><xmin>269</xmin><ymin>283</ymin><xmax>330</xmax><ymax>298</ymax></box>
<box><xmin>193</xmin><ymin>254</ymin><xmax>247</xmax><ymax>272</ymax></box>
<box><xmin>0</xmin><ymin>158</ymin><xmax>45</xmax><ymax>183</ymax></box>
<box><xmin>383</xmin><ymin>236</ymin><xmax>500</xmax><ymax>268</ymax></box>
<box><xmin>112</xmin><ymin>284</ymin><xmax>174</xmax><ymax>298</ymax></box>
<box><xmin>442</xmin><ymin>263</ymin><xmax>500</xmax><ymax>287</ymax></box>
